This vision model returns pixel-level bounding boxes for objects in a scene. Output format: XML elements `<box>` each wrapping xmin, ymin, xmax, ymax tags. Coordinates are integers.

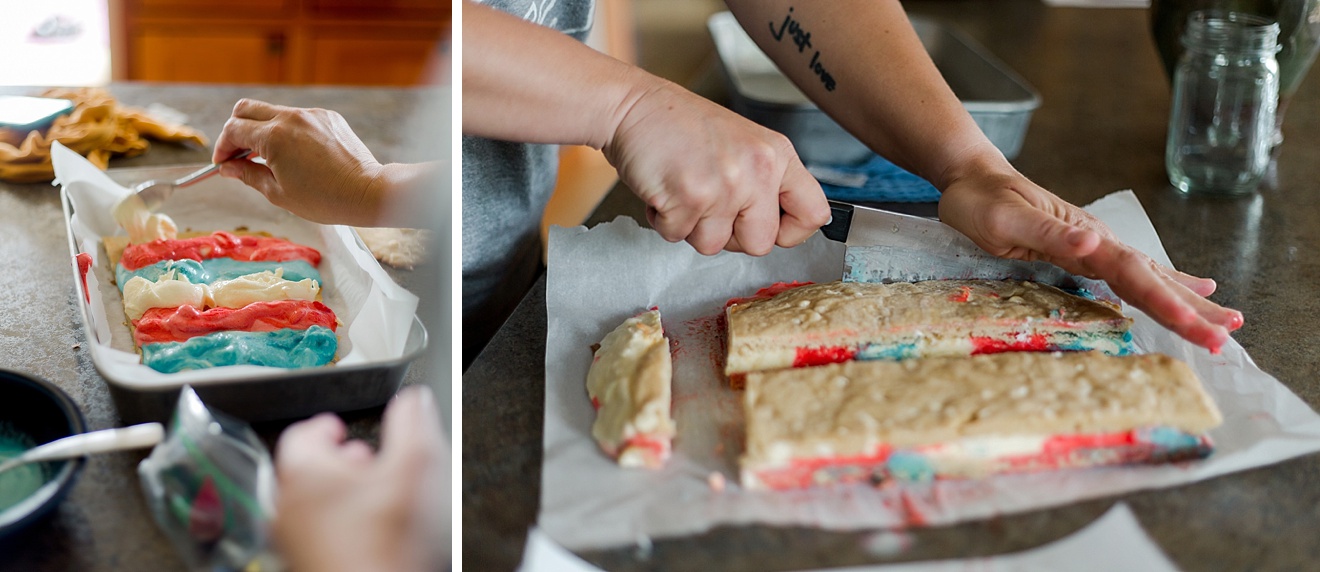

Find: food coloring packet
<box><xmin>139</xmin><ymin>386</ymin><xmax>281</xmax><ymax>571</ymax></box>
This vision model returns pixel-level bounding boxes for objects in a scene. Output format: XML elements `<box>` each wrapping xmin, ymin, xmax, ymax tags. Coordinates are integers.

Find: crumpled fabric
<box><xmin>0</xmin><ymin>87</ymin><xmax>208</xmax><ymax>184</ymax></box>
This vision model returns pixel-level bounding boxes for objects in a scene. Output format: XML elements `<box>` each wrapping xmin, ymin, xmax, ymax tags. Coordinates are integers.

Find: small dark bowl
<box><xmin>0</xmin><ymin>369</ymin><xmax>87</xmax><ymax>538</ymax></box>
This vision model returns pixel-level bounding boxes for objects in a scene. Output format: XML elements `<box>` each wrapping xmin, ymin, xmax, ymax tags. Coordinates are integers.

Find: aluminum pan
<box><xmin>61</xmin><ymin>164</ymin><xmax>427</xmax><ymax>422</ymax></box>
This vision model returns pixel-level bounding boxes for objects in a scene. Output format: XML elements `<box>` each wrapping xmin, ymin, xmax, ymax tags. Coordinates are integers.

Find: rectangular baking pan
<box><xmin>709</xmin><ymin>12</ymin><xmax>1042</xmax><ymax>165</ymax></box>
<box><xmin>61</xmin><ymin>163</ymin><xmax>428</xmax><ymax>424</ymax></box>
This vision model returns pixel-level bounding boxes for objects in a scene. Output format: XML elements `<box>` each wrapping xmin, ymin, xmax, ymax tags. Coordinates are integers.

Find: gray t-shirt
<box><xmin>462</xmin><ymin>0</ymin><xmax>596</xmax><ymax>316</ymax></box>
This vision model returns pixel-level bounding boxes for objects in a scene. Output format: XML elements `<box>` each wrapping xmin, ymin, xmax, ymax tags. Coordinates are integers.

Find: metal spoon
<box><xmin>0</xmin><ymin>423</ymin><xmax>164</xmax><ymax>476</ymax></box>
<box><xmin>131</xmin><ymin>149</ymin><xmax>253</xmax><ymax>211</ymax></box>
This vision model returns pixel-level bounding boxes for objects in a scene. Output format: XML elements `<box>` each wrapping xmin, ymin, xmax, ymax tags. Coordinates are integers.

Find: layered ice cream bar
<box><xmin>740</xmin><ymin>352</ymin><xmax>1222</xmax><ymax>490</ymax></box>
<box><xmin>724</xmin><ymin>280</ymin><xmax>1133</xmax><ymax>388</ymax></box>
<box><xmin>586</xmin><ymin>308</ymin><xmax>676</xmax><ymax>469</ymax></box>
<box><xmin>105</xmin><ymin>231</ymin><xmax>339</xmax><ymax>373</ymax></box>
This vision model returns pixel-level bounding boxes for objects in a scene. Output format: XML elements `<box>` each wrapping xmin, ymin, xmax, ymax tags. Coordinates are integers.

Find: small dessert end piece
<box><xmin>740</xmin><ymin>352</ymin><xmax>1222</xmax><ymax>490</ymax></box>
<box><xmin>725</xmin><ymin>280</ymin><xmax>1134</xmax><ymax>387</ymax></box>
<box><xmin>586</xmin><ymin>309</ymin><xmax>676</xmax><ymax>469</ymax></box>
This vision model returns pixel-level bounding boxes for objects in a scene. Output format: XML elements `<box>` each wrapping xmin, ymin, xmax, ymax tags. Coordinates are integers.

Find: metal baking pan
<box><xmin>58</xmin><ymin>159</ymin><xmax>427</xmax><ymax>424</ymax></box>
<box><xmin>709</xmin><ymin>12</ymin><xmax>1042</xmax><ymax>165</ymax></box>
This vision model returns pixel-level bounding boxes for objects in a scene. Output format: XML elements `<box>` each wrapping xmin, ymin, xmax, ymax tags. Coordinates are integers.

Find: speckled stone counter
<box><xmin>0</xmin><ymin>84</ymin><xmax>449</xmax><ymax>571</ymax></box>
<box><xmin>463</xmin><ymin>2</ymin><xmax>1320</xmax><ymax>570</ymax></box>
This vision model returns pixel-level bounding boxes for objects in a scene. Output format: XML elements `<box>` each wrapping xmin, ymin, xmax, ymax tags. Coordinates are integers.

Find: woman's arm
<box><xmin>723</xmin><ymin>0</ymin><xmax>1242</xmax><ymax>350</ymax></box>
<box><xmin>463</xmin><ymin>0</ymin><xmax>830</xmax><ymax>255</ymax></box>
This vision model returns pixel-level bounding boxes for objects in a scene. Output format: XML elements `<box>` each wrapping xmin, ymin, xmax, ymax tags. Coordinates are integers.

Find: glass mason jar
<box><xmin>1151</xmin><ymin>0</ymin><xmax>1320</xmax><ymax>150</ymax></box>
<box><xmin>1166</xmin><ymin>11</ymin><xmax>1281</xmax><ymax>195</ymax></box>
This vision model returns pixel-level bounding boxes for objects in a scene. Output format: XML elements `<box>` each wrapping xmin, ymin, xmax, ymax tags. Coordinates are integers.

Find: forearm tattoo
<box><xmin>769</xmin><ymin>6</ymin><xmax>837</xmax><ymax>92</ymax></box>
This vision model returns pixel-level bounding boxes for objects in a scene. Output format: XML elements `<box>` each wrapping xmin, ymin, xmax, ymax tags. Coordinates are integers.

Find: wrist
<box><xmin>365</xmin><ymin>162</ymin><xmax>441</xmax><ymax>228</ymax></box>
<box><xmin>930</xmin><ymin>140</ymin><xmax>1012</xmax><ymax>192</ymax></box>
<box><xmin>600</xmin><ymin>68</ymin><xmax>670</xmax><ymax>154</ymax></box>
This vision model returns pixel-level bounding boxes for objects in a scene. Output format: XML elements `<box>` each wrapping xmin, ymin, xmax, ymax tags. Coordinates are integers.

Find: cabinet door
<box><xmin>309</xmin><ymin>0</ymin><xmax>448</xmax><ymax>20</ymax></box>
<box><xmin>307</xmin><ymin>29</ymin><xmax>444</xmax><ymax>86</ymax></box>
<box><xmin>132</xmin><ymin>28</ymin><xmax>286</xmax><ymax>83</ymax></box>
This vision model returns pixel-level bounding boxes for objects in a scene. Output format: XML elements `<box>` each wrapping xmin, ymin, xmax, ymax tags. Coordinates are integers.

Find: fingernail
<box><xmin>1066</xmin><ymin>228</ymin><xmax>1088</xmax><ymax>246</ymax></box>
<box><xmin>1227</xmin><ymin>310</ymin><xmax>1245</xmax><ymax>331</ymax></box>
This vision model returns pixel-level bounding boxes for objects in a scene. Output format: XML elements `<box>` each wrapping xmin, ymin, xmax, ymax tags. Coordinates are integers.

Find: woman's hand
<box><xmin>213</xmin><ymin>99</ymin><xmax>388</xmax><ymax>226</ymax></box>
<box><xmin>463</xmin><ymin>2</ymin><xmax>830</xmax><ymax>256</ymax></box>
<box><xmin>272</xmin><ymin>386</ymin><xmax>449</xmax><ymax>572</ymax></box>
<box><xmin>602</xmin><ymin>78</ymin><xmax>830</xmax><ymax>256</ymax></box>
<box><xmin>937</xmin><ymin>149</ymin><xmax>1244</xmax><ymax>351</ymax></box>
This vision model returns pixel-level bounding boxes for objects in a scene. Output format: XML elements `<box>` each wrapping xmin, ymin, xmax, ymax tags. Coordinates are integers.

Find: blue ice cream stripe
<box><xmin>140</xmin><ymin>325</ymin><xmax>337</xmax><ymax>373</ymax></box>
<box><xmin>849</xmin><ymin>332</ymin><xmax>1134</xmax><ymax>362</ymax></box>
<box><xmin>856</xmin><ymin>342</ymin><xmax>920</xmax><ymax>361</ymax></box>
<box><xmin>116</xmin><ymin>259</ymin><xmax>322</xmax><ymax>290</ymax></box>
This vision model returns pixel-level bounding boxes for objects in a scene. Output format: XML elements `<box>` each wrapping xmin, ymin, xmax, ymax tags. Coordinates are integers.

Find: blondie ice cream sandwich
<box><xmin>740</xmin><ymin>352</ymin><xmax>1222</xmax><ymax>490</ymax></box>
<box><xmin>724</xmin><ymin>280</ymin><xmax>1133</xmax><ymax>388</ymax></box>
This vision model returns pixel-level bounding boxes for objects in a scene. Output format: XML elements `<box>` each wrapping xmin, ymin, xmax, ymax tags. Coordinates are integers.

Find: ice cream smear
<box><xmin>122</xmin><ymin>268</ymin><xmax>321</xmax><ymax>320</ymax></box>
<box><xmin>0</xmin><ymin>424</ymin><xmax>47</xmax><ymax>513</ymax></box>
<box><xmin>112</xmin><ymin>192</ymin><xmax>177</xmax><ymax>244</ymax></box>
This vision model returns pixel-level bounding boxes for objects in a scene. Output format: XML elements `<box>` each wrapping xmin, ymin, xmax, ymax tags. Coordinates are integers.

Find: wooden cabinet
<box><xmin>305</xmin><ymin>27</ymin><xmax>441</xmax><ymax>85</ymax></box>
<box><xmin>118</xmin><ymin>0</ymin><xmax>449</xmax><ymax>86</ymax></box>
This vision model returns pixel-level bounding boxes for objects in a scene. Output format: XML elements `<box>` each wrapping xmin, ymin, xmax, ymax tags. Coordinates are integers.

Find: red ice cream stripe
<box><xmin>133</xmin><ymin>299</ymin><xmax>337</xmax><ymax>345</ymax></box>
<box><xmin>119</xmin><ymin>231</ymin><xmax>321</xmax><ymax>271</ymax></box>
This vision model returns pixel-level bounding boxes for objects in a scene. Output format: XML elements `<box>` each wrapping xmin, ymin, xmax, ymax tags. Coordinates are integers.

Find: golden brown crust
<box><xmin>742</xmin><ymin>352</ymin><xmax>1222</xmax><ymax>468</ymax></box>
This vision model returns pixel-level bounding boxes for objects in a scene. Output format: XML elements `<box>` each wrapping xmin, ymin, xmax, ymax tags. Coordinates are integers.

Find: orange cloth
<box><xmin>0</xmin><ymin>88</ymin><xmax>208</xmax><ymax>184</ymax></box>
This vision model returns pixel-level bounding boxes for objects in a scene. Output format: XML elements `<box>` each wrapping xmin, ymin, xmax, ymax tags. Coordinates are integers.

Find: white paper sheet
<box><xmin>519</xmin><ymin>503</ymin><xmax>1176</xmax><ymax>572</ymax></box>
<box><xmin>540</xmin><ymin>190</ymin><xmax>1320</xmax><ymax>550</ymax></box>
<box><xmin>51</xmin><ymin>142</ymin><xmax>419</xmax><ymax>388</ymax></box>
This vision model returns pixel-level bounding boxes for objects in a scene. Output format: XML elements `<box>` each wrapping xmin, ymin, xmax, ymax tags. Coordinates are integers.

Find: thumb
<box><xmin>775</xmin><ymin>160</ymin><xmax>829</xmax><ymax>248</ymax></box>
<box><xmin>221</xmin><ymin>160</ymin><xmax>282</xmax><ymax>199</ymax></box>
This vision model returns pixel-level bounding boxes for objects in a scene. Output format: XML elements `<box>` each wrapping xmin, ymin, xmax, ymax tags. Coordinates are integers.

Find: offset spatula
<box><xmin>819</xmin><ymin>200</ymin><xmax>1120</xmax><ymax>304</ymax></box>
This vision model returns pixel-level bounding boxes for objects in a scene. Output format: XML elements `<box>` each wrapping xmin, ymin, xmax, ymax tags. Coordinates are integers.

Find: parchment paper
<box><xmin>52</xmin><ymin>142</ymin><xmax>419</xmax><ymax>388</ymax></box>
<box><xmin>540</xmin><ymin>190</ymin><xmax>1320</xmax><ymax>550</ymax></box>
<box><xmin>519</xmin><ymin>503</ymin><xmax>1176</xmax><ymax>571</ymax></box>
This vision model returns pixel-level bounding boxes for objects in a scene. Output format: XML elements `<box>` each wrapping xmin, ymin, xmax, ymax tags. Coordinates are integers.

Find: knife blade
<box><xmin>820</xmin><ymin>200</ymin><xmax>1120</xmax><ymax>304</ymax></box>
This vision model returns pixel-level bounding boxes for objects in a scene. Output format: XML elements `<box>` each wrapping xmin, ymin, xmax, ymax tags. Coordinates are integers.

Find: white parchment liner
<box><xmin>52</xmin><ymin>142</ymin><xmax>419</xmax><ymax>388</ymax></box>
<box><xmin>540</xmin><ymin>190</ymin><xmax>1320</xmax><ymax>549</ymax></box>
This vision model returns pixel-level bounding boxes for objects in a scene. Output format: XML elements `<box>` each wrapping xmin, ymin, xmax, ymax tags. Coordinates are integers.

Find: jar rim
<box><xmin>1182</xmin><ymin>9</ymin><xmax>1281</xmax><ymax>52</ymax></box>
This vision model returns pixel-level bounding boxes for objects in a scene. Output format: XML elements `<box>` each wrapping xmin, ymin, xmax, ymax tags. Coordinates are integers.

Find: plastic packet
<box><xmin>139</xmin><ymin>386</ymin><xmax>281</xmax><ymax>571</ymax></box>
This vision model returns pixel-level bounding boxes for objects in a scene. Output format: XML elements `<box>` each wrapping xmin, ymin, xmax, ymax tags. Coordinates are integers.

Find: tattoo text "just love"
<box><xmin>770</xmin><ymin>7</ymin><xmax>837</xmax><ymax>92</ymax></box>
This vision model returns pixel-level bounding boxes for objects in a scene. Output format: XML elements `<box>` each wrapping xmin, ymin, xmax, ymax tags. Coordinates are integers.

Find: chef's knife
<box><xmin>820</xmin><ymin>200</ymin><xmax>1120</xmax><ymax>304</ymax></box>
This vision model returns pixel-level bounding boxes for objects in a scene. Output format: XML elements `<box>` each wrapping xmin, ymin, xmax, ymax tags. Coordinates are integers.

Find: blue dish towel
<box><xmin>807</xmin><ymin>154</ymin><xmax>941</xmax><ymax>203</ymax></box>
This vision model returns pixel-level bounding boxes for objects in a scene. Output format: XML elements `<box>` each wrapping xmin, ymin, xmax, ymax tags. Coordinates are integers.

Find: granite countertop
<box><xmin>0</xmin><ymin>84</ymin><xmax>448</xmax><ymax>571</ymax></box>
<box><xmin>463</xmin><ymin>2</ymin><xmax>1320</xmax><ymax>570</ymax></box>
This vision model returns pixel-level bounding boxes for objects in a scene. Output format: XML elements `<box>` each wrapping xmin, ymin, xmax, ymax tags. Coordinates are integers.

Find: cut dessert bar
<box><xmin>740</xmin><ymin>352</ymin><xmax>1222</xmax><ymax>490</ymax></box>
<box><xmin>725</xmin><ymin>280</ymin><xmax>1133</xmax><ymax>387</ymax></box>
<box><xmin>586</xmin><ymin>309</ymin><xmax>676</xmax><ymax>469</ymax></box>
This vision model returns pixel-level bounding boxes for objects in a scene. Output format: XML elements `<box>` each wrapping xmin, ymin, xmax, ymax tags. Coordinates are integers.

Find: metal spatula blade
<box><xmin>131</xmin><ymin>149</ymin><xmax>253</xmax><ymax>211</ymax></box>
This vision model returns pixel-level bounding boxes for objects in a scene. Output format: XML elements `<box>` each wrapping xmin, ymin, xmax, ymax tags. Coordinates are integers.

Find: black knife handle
<box><xmin>819</xmin><ymin>200</ymin><xmax>854</xmax><ymax>243</ymax></box>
